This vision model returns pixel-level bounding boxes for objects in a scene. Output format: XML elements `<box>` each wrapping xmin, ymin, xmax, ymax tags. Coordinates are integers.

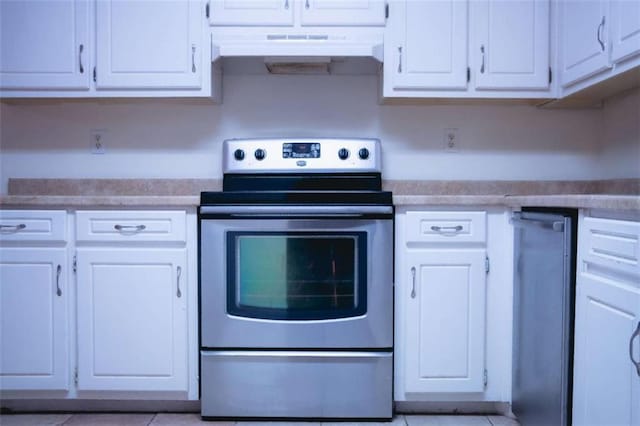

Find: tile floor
<box><xmin>0</xmin><ymin>414</ymin><xmax>520</xmax><ymax>426</ymax></box>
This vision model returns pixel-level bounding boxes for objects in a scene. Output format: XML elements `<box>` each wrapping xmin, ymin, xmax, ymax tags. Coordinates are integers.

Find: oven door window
<box><xmin>227</xmin><ymin>232</ymin><xmax>367</xmax><ymax>320</ymax></box>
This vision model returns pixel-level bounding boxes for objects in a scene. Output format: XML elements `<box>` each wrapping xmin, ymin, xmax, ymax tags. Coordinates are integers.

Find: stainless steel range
<box><xmin>198</xmin><ymin>138</ymin><xmax>393</xmax><ymax>420</ymax></box>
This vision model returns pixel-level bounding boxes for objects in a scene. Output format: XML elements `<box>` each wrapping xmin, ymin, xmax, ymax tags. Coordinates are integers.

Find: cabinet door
<box><xmin>573</xmin><ymin>274</ymin><xmax>640</xmax><ymax>426</ymax></box>
<box><xmin>560</xmin><ymin>0</ymin><xmax>611</xmax><ymax>88</ymax></box>
<box><xmin>610</xmin><ymin>0</ymin><xmax>640</xmax><ymax>64</ymax></box>
<box><xmin>208</xmin><ymin>0</ymin><xmax>294</xmax><ymax>26</ymax></box>
<box><xmin>404</xmin><ymin>249</ymin><xmax>487</xmax><ymax>393</ymax></box>
<box><xmin>76</xmin><ymin>248</ymin><xmax>187</xmax><ymax>392</ymax></box>
<box><xmin>0</xmin><ymin>0</ymin><xmax>90</xmax><ymax>90</ymax></box>
<box><xmin>96</xmin><ymin>0</ymin><xmax>202</xmax><ymax>89</ymax></box>
<box><xmin>0</xmin><ymin>248</ymin><xmax>69</xmax><ymax>391</ymax></box>
<box><xmin>300</xmin><ymin>0</ymin><xmax>385</xmax><ymax>26</ymax></box>
<box><xmin>385</xmin><ymin>0</ymin><xmax>468</xmax><ymax>91</ymax></box>
<box><xmin>472</xmin><ymin>0</ymin><xmax>550</xmax><ymax>91</ymax></box>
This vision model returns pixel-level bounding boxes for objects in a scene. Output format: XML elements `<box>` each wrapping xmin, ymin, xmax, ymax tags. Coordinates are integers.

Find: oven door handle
<box><xmin>199</xmin><ymin>205</ymin><xmax>393</xmax><ymax>217</ymax></box>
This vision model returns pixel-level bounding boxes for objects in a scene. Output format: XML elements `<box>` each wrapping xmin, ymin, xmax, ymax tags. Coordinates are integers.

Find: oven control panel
<box><xmin>224</xmin><ymin>138</ymin><xmax>381</xmax><ymax>173</ymax></box>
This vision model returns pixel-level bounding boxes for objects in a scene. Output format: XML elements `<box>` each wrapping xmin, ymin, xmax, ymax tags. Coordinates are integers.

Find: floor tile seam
<box><xmin>486</xmin><ymin>415</ymin><xmax>496</xmax><ymax>426</ymax></box>
<box><xmin>147</xmin><ymin>412</ymin><xmax>158</xmax><ymax>426</ymax></box>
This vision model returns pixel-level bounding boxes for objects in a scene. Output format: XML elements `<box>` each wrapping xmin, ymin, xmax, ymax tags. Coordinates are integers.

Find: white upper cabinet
<box><xmin>383</xmin><ymin>0</ymin><xmax>552</xmax><ymax>98</ymax></box>
<box><xmin>384</xmin><ymin>0</ymin><xmax>469</xmax><ymax>91</ymax></box>
<box><xmin>300</xmin><ymin>0</ymin><xmax>386</xmax><ymax>26</ymax></box>
<box><xmin>208</xmin><ymin>0</ymin><xmax>384</xmax><ymax>26</ymax></box>
<box><xmin>96</xmin><ymin>0</ymin><xmax>203</xmax><ymax>90</ymax></box>
<box><xmin>610</xmin><ymin>0</ymin><xmax>640</xmax><ymax>64</ymax></box>
<box><xmin>0</xmin><ymin>0</ymin><xmax>90</xmax><ymax>90</ymax></box>
<box><xmin>559</xmin><ymin>0</ymin><xmax>612</xmax><ymax>87</ymax></box>
<box><xmin>208</xmin><ymin>0</ymin><xmax>294</xmax><ymax>26</ymax></box>
<box><xmin>471</xmin><ymin>0</ymin><xmax>550</xmax><ymax>91</ymax></box>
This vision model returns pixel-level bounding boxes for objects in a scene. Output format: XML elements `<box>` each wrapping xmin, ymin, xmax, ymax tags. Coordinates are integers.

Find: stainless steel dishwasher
<box><xmin>511</xmin><ymin>209</ymin><xmax>577</xmax><ymax>426</ymax></box>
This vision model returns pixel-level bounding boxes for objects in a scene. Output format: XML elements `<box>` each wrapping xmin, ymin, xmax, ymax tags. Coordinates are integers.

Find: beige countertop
<box><xmin>1</xmin><ymin>178</ymin><xmax>639</xmax><ymax>211</ymax></box>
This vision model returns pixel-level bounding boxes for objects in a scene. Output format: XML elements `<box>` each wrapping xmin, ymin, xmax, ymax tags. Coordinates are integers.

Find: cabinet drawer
<box><xmin>582</xmin><ymin>216</ymin><xmax>640</xmax><ymax>278</ymax></box>
<box><xmin>0</xmin><ymin>210</ymin><xmax>67</xmax><ymax>242</ymax></box>
<box><xmin>405</xmin><ymin>211</ymin><xmax>487</xmax><ymax>244</ymax></box>
<box><xmin>76</xmin><ymin>211</ymin><xmax>186</xmax><ymax>243</ymax></box>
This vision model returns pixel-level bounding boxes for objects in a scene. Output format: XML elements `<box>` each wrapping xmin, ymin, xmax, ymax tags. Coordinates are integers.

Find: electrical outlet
<box><xmin>444</xmin><ymin>128</ymin><xmax>460</xmax><ymax>152</ymax></box>
<box><xmin>90</xmin><ymin>129</ymin><xmax>107</xmax><ymax>154</ymax></box>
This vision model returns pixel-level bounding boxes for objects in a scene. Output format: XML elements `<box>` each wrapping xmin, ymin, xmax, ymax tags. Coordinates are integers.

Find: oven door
<box><xmin>199</xmin><ymin>205</ymin><xmax>393</xmax><ymax>349</ymax></box>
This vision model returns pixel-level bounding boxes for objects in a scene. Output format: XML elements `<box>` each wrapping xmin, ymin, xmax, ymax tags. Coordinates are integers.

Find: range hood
<box><xmin>211</xmin><ymin>28</ymin><xmax>384</xmax><ymax>69</ymax></box>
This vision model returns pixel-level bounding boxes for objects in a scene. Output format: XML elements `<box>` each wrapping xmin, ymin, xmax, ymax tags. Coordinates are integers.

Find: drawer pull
<box><xmin>431</xmin><ymin>225</ymin><xmax>463</xmax><ymax>233</ymax></box>
<box><xmin>176</xmin><ymin>266</ymin><xmax>182</xmax><ymax>298</ymax></box>
<box><xmin>410</xmin><ymin>266</ymin><xmax>416</xmax><ymax>299</ymax></box>
<box><xmin>631</xmin><ymin>322</ymin><xmax>640</xmax><ymax>377</ymax></box>
<box><xmin>56</xmin><ymin>264</ymin><xmax>62</xmax><ymax>297</ymax></box>
<box><xmin>0</xmin><ymin>223</ymin><xmax>27</xmax><ymax>232</ymax></box>
<box><xmin>114</xmin><ymin>224</ymin><xmax>146</xmax><ymax>233</ymax></box>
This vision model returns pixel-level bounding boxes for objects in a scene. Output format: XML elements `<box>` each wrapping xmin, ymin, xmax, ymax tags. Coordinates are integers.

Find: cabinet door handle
<box><xmin>397</xmin><ymin>46</ymin><xmax>402</xmax><ymax>73</ymax></box>
<box><xmin>480</xmin><ymin>44</ymin><xmax>485</xmax><ymax>73</ymax></box>
<box><xmin>284</xmin><ymin>0</ymin><xmax>289</xmax><ymax>9</ymax></box>
<box><xmin>597</xmin><ymin>16</ymin><xmax>606</xmax><ymax>51</ymax></box>
<box><xmin>410</xmin><ymin>266</ymin><xmax>416</xmax><ymax>299</ymax></box>
<box><xmin>191</xmin><ymin>45</ymin><xmax>196</xmax><ymax>73</ymax></box>
<box><xmin>431</xmin><ymin>225</ymin><xmax>463</xmax><ymax>233</ymax></box>
<box><xmin>176</xmin><ymin>266</ymin><xmax>182</xmax><ymax>298</ymax></box>
<box><xmin>305</xmin><ymin>0</ymin><xmax>310</xmax><ymax>9</ymax></box>
<box><xmin>114</xmin><ymin>224</ymin><xmax>146</xmax><ymax>232</ymax></box>
<box><xmin>0</xmin><ymin>223</ymin><xmax>26</xmax><ymax>232</ymax></box>
<box><xmin>630</xmin><ymin>322</ymin><xmax>640</xmax><ymax>377</ymax></box>
<box><xmin>56</xmin><ymin>264</ymin><xmax>62</xmax><ymax>297</ymax></box>
<box><xmin>79</xmin><ymin>44</ymin><xmax>84</xmax><ymax>73</ymax></box>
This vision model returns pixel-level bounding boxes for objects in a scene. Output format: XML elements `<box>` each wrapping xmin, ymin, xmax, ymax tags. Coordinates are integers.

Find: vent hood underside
<box><xmin>211</xmin><ymin>28</ymin><xmax>384</xmax><ymax>74</ymax></box>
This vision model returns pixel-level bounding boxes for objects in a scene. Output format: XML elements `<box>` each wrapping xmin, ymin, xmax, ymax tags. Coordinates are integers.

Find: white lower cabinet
<box><xmin>395</xmin><ymin>208</ymin><xmax>514</xmax><ymax>402</ymax></box>
<box><xmin>404</xmin><ymin>249</ymin><xmax>487</xmax><ymax>393</ymax></box>
<box><xmin>572</xmin><ymin>213</ymin><xmax>640</xmax><ymax>426</ymax></box>
<box><xmin>76</xmin><ymin>247</ymin><xmax>187</xmax><ymax>392</ymax></box>
<box><xmin>0</xmin><ymin>248</ymin><xmax>69</xmax><ymax>391</ymax></box>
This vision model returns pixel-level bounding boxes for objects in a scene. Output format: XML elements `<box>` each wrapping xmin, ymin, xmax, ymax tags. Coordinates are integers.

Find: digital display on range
<box><xmin>282</xmin><ymin>143</ymin><xmax>320</xmax><ymax>159</ymax></box>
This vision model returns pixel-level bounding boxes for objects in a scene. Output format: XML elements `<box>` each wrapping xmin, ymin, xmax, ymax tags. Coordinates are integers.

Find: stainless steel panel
<box><xmin>200</xmin><ymin>350</ymin><xmax>393</xmax><ymax>419</ymax></box>
<box><xmin>512</xmin><ymin>211</ymin><xmax>573</xmax><ymax>426</ymax></box>
<box><xmin>200</xmin><ymin>205</ymin><xmax>393</xmax><ymax>216</ymax></box>
<box><xmin>200</xmin><ymin>218</ymin><xmax>393</xmax><ymax>349</ymax></box>
<box><xmin>223</xmin><ymin>138</ymin><xmax>381</xmax><ymax>174</ymax></box>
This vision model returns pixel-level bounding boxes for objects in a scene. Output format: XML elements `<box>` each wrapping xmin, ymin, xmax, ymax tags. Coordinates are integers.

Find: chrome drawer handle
<box><xmin>410</xmin><ymin>267</ymin><xmax>416</xmax><ymax>299</ymax></box>
<box><xmin>597</xmin><ymin>16</ymin><xmax>606</xmax><ymax>52</ymax></box>
<box><xmin>176</xmin><ymin>266</ymin><xmax>182</xmax><ymax>298</ymax></box>
<box><xmin>56</xmin><ymin>264</ymin><xmax>62</xmax><ymax>297</ymax></box>
<box><xmin>0</xmin><ymin>223</ymin><xmax>27</xmax><ymax>232</ymax></box>
<box><xmin>630</xmin><ymin>322</ymin><xmax>640</xmax><ymax>377</ymax></box>
<box><xmin>431</xmin><ymin>225</ymin><xmax>463</xmax><ymax>233</ymax></box>
<box><xmin>114</xmin><ymin>224</ymin><xmax>146</xmax><ymax>232</ymax></box>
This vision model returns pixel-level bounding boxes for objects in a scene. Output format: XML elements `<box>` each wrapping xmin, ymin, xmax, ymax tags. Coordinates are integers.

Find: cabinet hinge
<box><xmin>74</xmin><ymin>368</ymin><xmax>78</xmax><ymax>386</ymax></box>
<box><xmin>548</xmin><ymin>67</ymin><xmax>552</xmax><ymax>84</ymax></box>
<box><xmin>205</xmin><ymin>1</ymin><xmax>210</xmax><ymax>19</ymax></box>
<box><xmin>483</xmin><ymin>369</ymin><xmax>488</xmax><ymax>388</ymax></box>
<box><xmin>92</xmin><ymin>67</ymin><xmax>96</xmax><ymax>83</ymax></box>
<box><xmin>385</xmin><ymin>3</ymin><xmax>389</xmax><ymax>19</ymax></box>
<box><xmin>467</xmin><ymin>67</ymin><xmax>470</xmax><ymax>83</ymax></box>
<box><xmin>73</xmin><ymin>255</ymin><xmax>77</xmax><ymax>274</ymax></box>
<box><xmin>485</xmin><ymin>256</ymin><xmax>490</xmax><ymax>274</ymax></box>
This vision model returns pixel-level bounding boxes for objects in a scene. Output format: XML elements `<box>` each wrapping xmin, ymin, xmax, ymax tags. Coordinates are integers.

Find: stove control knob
<box><xmin>358</xmin><ymin>148</ymin><xmax>370</xmax><ymax>160</ymax></box>
<box><xmin>234</xmin><ymin>149</ymin><xmax>245</xmax><ymax>161</ymax></box>
<box><xmin>254</xmin><ymin>148</ymin><xmax>266</xmax><ymax>161</ymax></box>
<box><xmin>338</xmin><ymin>148</ymin><xmax>350</xmax><ymax>160</ymax></box>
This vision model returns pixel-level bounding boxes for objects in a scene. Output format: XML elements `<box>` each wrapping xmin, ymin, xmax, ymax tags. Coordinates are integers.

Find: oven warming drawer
<box><xmin>200</xmin><ymin>350</ymin><xmax>393</xmax><ymax>420</ymax></box>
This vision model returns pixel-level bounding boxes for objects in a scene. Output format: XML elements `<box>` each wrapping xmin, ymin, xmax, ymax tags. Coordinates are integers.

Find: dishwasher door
<box><xmin>511</xmin><ymin>210</ymin><xmax>576</xmax><ymax>426</ymax></box>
